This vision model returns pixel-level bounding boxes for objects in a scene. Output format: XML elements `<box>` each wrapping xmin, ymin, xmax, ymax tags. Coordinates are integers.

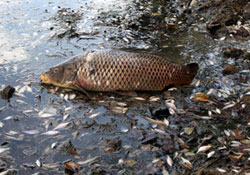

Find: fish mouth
<box><xmin>40</xmin><ymin>73</ymin><xmax>47</xmax><ymax>82</ymax></box>
<box><xmin>40</xmin><ymin>73</ymin><xmax>74</xmax><ymax>89</ymax></box>
<box><xmin>40</xmin><ymin>73</ymin><xmax>55</xmax><ymax>85</ymax></box>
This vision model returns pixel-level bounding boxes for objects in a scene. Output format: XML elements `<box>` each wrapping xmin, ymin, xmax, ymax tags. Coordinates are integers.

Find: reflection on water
<box><xmin>0</xmin><ymin>31</ymin><xmax>29</xmax><ymax>63</ymax></box>
<box><xmin>0</xmin><ymin>0</ymin><xmax>249</xmax><ymax>174</ymax></box>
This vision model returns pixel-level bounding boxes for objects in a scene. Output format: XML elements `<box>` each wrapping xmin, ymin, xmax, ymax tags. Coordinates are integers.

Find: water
<box><xmin>0</xmin><ymin>0</ymin><xmax>249</xmax><ymax>174</ymax></box>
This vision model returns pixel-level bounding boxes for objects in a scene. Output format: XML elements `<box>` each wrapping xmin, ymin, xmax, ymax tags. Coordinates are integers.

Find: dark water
<box><xmin>0</xmin><ymin>0</ymin><xmax>249</xmax><ymax>174</ymax></box>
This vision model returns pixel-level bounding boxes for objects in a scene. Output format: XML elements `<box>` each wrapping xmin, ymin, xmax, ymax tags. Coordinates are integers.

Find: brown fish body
<box><xmin>41</xmin><ymin>50</ymin><xmax>199</xmax><ymax>92</ymax></box>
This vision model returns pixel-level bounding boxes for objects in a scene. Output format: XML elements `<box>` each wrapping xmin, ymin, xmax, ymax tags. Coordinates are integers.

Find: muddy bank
<box><xmin>0</xmin><ymin>0</ymin><xmax>249</xmax><ymax>175</ymax></box>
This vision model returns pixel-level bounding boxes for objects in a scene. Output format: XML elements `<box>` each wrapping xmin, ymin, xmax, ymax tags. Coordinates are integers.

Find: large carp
<box><xmin>41</xmin><ymin>50</ymin><xmax>199</xmax><ymax>92</ymax></box>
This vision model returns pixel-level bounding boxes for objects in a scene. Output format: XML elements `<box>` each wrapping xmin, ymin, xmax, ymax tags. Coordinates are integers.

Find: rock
<box><xmin>222</xmin><ymin>64</ymin><xmax>238</xmax><ymax>75</ymax></box>
<box><xmin>150</xmin><ymin>107</ymin><xmax>170</xmax><ymax>120</ymax></box>
<box><xmin>0</xmin><ymin>85</ymin><xmax>15</xmax><ymax>100</ymax></box>
<box><xmin>206</xmin><ymin>21</ymin><xmax>222</xmax><ymax>36</ymax></box>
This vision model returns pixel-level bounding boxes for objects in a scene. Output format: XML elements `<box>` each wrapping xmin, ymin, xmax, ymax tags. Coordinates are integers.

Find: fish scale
<box><xmin>41</xmin><ymin>50</ymin><xmax>199</xmax><ymax>92</ymax></box>
<box><xmin>74</xmin><ymin>50</ymin><xmax>197</xmax><ymax>91</ymax></box>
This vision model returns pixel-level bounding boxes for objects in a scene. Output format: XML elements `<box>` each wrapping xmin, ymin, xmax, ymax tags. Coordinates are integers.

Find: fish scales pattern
<box><xmin>76</xmin><ymin>50</ymin><xmax>186</xmax><ymax>91</ymax></box>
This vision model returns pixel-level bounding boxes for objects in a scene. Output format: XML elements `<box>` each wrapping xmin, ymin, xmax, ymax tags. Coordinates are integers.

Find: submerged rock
<box><xmin>0</xmin><ymin>85</ymin><xmax>15</xmax><ymax>100</ymax></box>
<box><xmin>150</xmin><ymin>107</ymin><xmax>171</xmax><ymax>120</ymax></box>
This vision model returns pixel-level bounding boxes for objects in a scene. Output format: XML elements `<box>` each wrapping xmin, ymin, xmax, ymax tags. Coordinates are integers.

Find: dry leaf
<box><xmin>152</xmin><ymin>12</ymin><xmax>162</xmax><ymax>16</ymax></box>
<box><xmin>228</xmin><ymin>154</ymin><xmax>243</xmax><ymax>162</ymax></box>
<box><xmin>192</xmin><ymin>93</ymin><xmax>213</xmax><ymax>103</ymax></box>
<box><xmin>64</xmin><ymin>161</ymin><xmax>80</xmax><ymax>173</ymax></box>
<box><xmin>232</xmin><ymin>129</ymin><xmax>244</xmax><ymax>139</ymax></box>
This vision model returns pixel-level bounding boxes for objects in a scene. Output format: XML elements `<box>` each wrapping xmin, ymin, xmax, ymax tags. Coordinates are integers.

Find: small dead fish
<box><xmin>197</xmin><ymin>145</ymin><xmax>211</xmax><ymax>153</ymax></box>
<box><xmin>41</xmin><ymin>130</ymin><xmax>59</xmax><ymax>135</ymax></box>
<box><xmin>23</xmin><ymin>130</ymin><xmax>39</xmax><ymax>135</ymax></box>
<box><xmin>0</xmin><ymin>147</ymin><xmax>10</xmax><ymax>154</ymax></box>
<box><xmin>78</xmin><ymin>156</ymin><xmax>99</xmax><ymax>165</ymax></box>
<box><xmin>53</xmin><ymin>122</ymin><xmax>70</xmax><ymax>130</ymax></box>
<box><xmin>166</xmin><ymin>155</ymin><xmax>173</xmax><ymax>167</ymax></box>
<box><xmin>181</xmin><ymin>157</ymin><xmax>193</xmax><ymax>169</ymax></box>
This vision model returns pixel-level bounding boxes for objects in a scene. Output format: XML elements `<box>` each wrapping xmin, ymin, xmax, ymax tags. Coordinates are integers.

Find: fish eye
<box><xmin>53</xmin><ymin>68</ymin><xmax>59</xmax><ymax>73</ymax></box>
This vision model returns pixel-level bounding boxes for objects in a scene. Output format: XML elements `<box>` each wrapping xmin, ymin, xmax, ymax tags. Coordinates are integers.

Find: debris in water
<box><xmin>58</xmin><ymin>139</ymin><xmax>78</xmax><ymax>155</ymax></box>
<box><xmin>0</xmin><ymin>85</ymin><xmax>15</xmax><ymax>99</ymax></box>
<box><xmin>64</xmin><ymin>160</ymin><xmax>80</xmax><ymax>173</ymax></box>
<box><xmin>191</xmin><ymin>93</ymin><xmax>213</xmax><ymax>103</ymax></box>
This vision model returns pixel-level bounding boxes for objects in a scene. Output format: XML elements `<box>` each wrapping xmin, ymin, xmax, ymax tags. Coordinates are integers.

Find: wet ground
<box><xmin>0</xmin><ymin>0</ymin><xmax>249</xmax><ymax>174</ymax></box>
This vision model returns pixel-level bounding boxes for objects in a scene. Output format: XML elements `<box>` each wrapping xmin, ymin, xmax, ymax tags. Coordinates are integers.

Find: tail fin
<box><xmin>186</xmin><ymin>63</ymin><xmax>199</xmax><ymax>79</ymax></box>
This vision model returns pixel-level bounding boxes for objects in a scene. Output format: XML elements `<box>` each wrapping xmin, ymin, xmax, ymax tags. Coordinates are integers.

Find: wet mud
<box><xmin>0</xmin><ymin>0</ymin><xmax>249</xmax><ymax>175</ymax></box>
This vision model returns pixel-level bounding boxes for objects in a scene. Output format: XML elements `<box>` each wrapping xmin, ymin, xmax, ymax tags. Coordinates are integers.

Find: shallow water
<box><xmin>0</xmin><ymin>0</ymin><xmax>249</xmax><ymax>174</ymax></box>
